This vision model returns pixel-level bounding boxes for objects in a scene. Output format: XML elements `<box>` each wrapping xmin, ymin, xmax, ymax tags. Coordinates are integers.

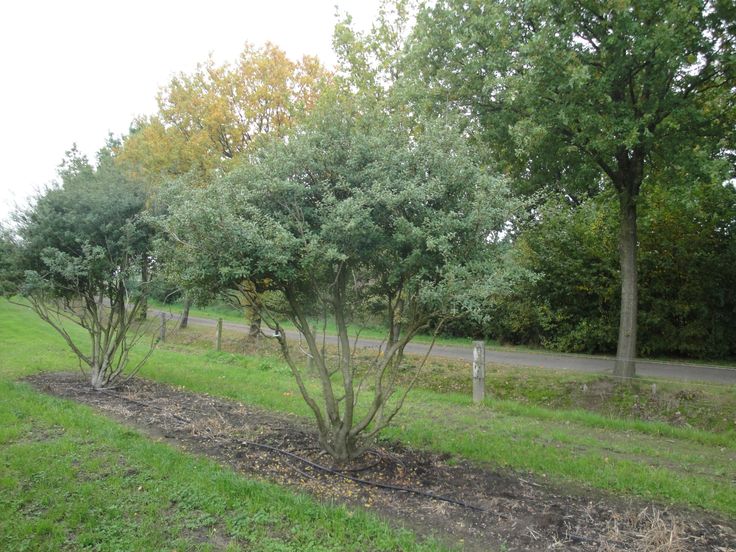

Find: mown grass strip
<box><xmin>2</xmin><ymin>300</ymin><xmax>735</xmax><ymax>517</ymax></box>
<box><xmin>0</xmin><ymin>379</ymin><xmax>442</xmax><ymax>552</ymax></box>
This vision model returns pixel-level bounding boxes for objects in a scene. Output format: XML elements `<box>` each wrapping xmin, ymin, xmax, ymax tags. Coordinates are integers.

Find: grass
<box><xmin>149</xmin><ymin>298</ymin><xmax>736</xmax><ymax>366</ymax></box>
<box><xmin>0</xmin><ymin>302</ymin><xmax>443</xmax><ymax>551</ymax></box>
<box><xmin>170</xmin><ymin>321</ymin><xmax>736</xmax><ymax>435</ymax></box>
<box><xmin>411</xmin><ymin>357</ymin><xmax>736</xmax><ymax>434</ymax></box>
<box><xmin>149</xmin><ymin>298</ymin><xmax>506</xmax><ymax>350</ymax></box>
<box><xmin>2</xmin><ymin>299</ymin><xmax>736</xmax><ymax>522</ymax></box>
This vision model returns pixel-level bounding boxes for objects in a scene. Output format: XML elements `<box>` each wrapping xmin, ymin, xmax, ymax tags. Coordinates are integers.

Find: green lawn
<box><xmin>2</xmin><ymin>299</ymin><xmax>736</xmax><ymax>529</ymax></box>
<box><xmin>0</xmin><ymin>301</ymin><xmax>442</xmax><ymax>552</ymax></box>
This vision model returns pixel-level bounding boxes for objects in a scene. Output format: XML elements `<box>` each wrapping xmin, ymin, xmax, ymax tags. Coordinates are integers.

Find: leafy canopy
<box><xmin>118</xmin><ymin>43</ymin><xmax>332</xmax><ymax>186</ymax></box>
<box><xmin>159</xmin><ymin>97</ymin><xmax>511</xmax><ymax>460</ymax></box>
<box><xmin>12</xmin><ymin>144</ymin><xmax>155</xmax><ymax>389</ymax></box>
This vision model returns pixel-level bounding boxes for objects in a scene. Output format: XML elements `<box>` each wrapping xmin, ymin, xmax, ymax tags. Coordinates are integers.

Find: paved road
<box><xmin>155</xmin><ymin>310</ymin><xmax>736</xmax><ymax>385</ymax></box>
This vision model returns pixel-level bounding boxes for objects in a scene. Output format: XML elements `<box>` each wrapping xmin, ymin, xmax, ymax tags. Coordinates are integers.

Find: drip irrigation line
<box><xmin>249</xmin><ymin>441</ymin><xmax>622</xmax><ymax>547</ymax></box>
<box><xmin>96</xmin><ymin>388</ymin><xmax>192</xmax><ymax>424</ymax></box>
<box><xmin>567</xmin><ymin>533</ymin><xmax>600</xmax><ymax>545</ymax></box>
<box><xmin>291</xmin><ymin>446</ymin><xmax>384</xmax><ymax>473</ymax></box>
<box><xmin>239</xmin><ymin>439</ymin><xmax>486</xmax><ymax>513</ymax></box>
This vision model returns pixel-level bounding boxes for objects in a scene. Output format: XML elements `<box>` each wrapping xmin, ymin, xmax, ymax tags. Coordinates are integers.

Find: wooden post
<box><xmin>215</xmin><ymin>318</ymin><xmax>223</xmax><ymax>351</ymax></box>
<box><xmin>473</xmin><ymin>340</ymin><xmax>485</xmax><ymax>404</ymax></box>
<box><xmin>159</xmin><ymin>312</ymin><xmax>166</xmax><ymax>342</ymax></box>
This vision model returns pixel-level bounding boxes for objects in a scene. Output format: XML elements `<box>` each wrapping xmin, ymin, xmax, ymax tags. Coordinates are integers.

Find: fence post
<box><xmin>215</xmin><ymin>318</ymin><xmax>223</xmax><ymax>351</ymax></box>
<box><xmin>473</xmin><ymin>340</ymin><xmax>485</xmax><ymax>404</ymax></box>
<box><xmin>159</xmin><ymin>312</ymin><xmax>166</xmax><ymax>342</ymax></box>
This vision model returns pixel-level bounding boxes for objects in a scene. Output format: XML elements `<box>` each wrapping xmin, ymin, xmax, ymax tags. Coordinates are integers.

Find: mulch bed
<box><xmin>27</xmin><ymin>372</ymin><xmax>736</xmax><ymax>551</ymax></box>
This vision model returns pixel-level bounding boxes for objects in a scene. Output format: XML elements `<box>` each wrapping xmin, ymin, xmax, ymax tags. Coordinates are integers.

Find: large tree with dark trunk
<box><xmin>409</xmin><ymin>0</ymin><xmax>735</xmax><ymax>376</ymax></box>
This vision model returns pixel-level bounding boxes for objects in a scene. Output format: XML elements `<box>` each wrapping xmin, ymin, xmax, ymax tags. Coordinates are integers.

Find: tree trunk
<box><xmin>248</xmin><ymin>290</ymin><xmax>262</xmax><ymax>338</ymax></box>
<box><xmin>137</xmin><ymin>257</ymin><xmax>148</xmax><ymax>321</ymax></box>
<box><xmin>249</xmin><ymin>312</ymin><xmax>261</xmax><ymax>339</ymax></box>
<box><xmin>90</xmin><ymin>368</ymin><xmax>102</xmax><ymax>389</ymax></box>
<box><xmin>614</xmin><ymin>190</ymin><xmax>638</xmax><ymax>378</ymax></box>
<box><xmin>179</xmin><ymin>296</ymin><xmax>191</xmax><ymax>329</ymax></box>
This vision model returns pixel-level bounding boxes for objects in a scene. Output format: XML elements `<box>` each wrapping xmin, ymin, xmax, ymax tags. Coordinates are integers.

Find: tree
<box><xmin>333</xmin><ymin>0</ymin><xmax>417</xmax><ymax>104</ymax></box>
<box><xmin>11</xmin><ymin>145</ymin><xmax>156</xmax><ymax>389</ymax></box>
<box><xmin>159</xmin><ymin>99</ymin><xmax>510</xmax><ymax>462</ymax></box>
<box><xmin>118</xmin><ymin>43</ymin><xmax>331</xmax><ymax>186</ymax></box>
<box><xmin>483</xmin><ymin>178</ymin><xmax>736</xmax><ymax>359</ymax></box>
<box><xmin>118</xmin><ymin>43</ymin><xmax>331</xmax><ymax>329</ymax></box>
<box><xmin>410</xmin><ymin>0</ymin><xmax>735</xmax><ymax>376</ymax></box>
<box><xmin>0</xmin><ymin>226</ymin><xmax>22</xmax><ymax>296</ymax></box>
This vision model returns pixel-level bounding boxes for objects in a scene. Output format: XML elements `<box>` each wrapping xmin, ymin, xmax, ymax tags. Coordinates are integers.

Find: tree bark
<box><xmin>137</xmin><ymin>257</ymin><xmax>149</xmax><ymax>321</ymax></box>
<box><xmin>614</xmin><ymin>190</ymin><xmax>638</xmax><ymax>378</ymax></box>
<box><xmin>248</xmin><ymin>312</ymin><xmax>261</xmax><ymax>339</ymax></box>
<box><xmin>248</xmin><ymin>289</ymin><xmax>262</xmax><ymax>338</ymax></box>
<box><xmin>91</xmin><ymin>367</ymin><xmax>105</xmax><ymax>390</ymax></box>
<box><xmin>179</xmin><ymin>296</ymin><xmax>191</xmax><ymax>329</ymax></box>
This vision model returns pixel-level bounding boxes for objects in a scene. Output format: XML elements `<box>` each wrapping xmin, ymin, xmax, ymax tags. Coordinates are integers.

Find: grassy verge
<box><xmin>149</xmin><ymin>298</ymin><xmax>496</xmax><ymax>350</ymax></box>
<box><xmin>149</xmin><ymin>298</ymin><xmax>736</xmax><ymax>366</ymax></box>
<box><xmin>0</xmin><ymin>303</ymin><xmax>441</xmax><ymax>551</ymax></box>
<box><xmin>2</xmin><ymin>300</ymin><xmax>736</xmax><ymax>518</ymax></box>
<box><xmin>167</xmin><ymin>321</ymin><xmax>736</xmax><ymax>435</ymax></box>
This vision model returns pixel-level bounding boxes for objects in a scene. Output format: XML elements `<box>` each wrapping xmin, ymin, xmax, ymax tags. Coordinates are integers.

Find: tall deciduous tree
<box><xmin>410</xmin><ymin>0</ymin><xmax>735</xmax><ymax>376</ymax></box>
<box><xmin>485</xmin><ymin>177</ymin><xmax>736</xmax><ymax>359</ymax></box>
<box><xmin>159</xmin><ymin>98</ymin><xmax>510</xmax><ymax>462</ymax></box>
<box><xmin>118</xmin><ymin>43</ymin><xmax>331</xmax><ymax>185</ymax></box>
<box><xmin>333</xmin><ymin>0</ymin><xmax>417</xmax><ymax>103</ymax></box>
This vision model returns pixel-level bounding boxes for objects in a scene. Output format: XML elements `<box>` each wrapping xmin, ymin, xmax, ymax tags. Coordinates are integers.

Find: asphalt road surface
<box><xmin>154</xmin><ymin>310</ymin><xmax>736</xmax><ymax>385</ymax></box>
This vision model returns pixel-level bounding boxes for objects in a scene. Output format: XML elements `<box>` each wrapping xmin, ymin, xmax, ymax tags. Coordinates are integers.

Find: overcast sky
<box><xmin>0</xmin><ymin>0</ymin><xmax>382</xmax><ymax>223</ymax></box>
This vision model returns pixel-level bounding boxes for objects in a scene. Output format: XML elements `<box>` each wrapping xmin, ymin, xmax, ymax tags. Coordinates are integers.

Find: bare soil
<box><xmin>27</xmin><ymin>372</ymin><xmax>736</xmax><ymax>552</ymax></box>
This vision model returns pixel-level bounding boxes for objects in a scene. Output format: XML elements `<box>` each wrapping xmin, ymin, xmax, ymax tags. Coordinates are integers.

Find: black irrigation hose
<box><xmin>239</xmin><ymin>439</ymin><xmax>487</xmax><ymax>513</ymax></box>
<box><xmin>567</xmin><ymin>533</ymin><xmax>601</xmax><ymax>545</ymax></box>
<box><xmin>295</xmin><ymin>447</ymin><xmax>384</xmax><ymax>473</ymax></box>
<box><xmin>95</xmin><ymin>388</ymin><xmax>192</xmax><ymax>424</ymax></box>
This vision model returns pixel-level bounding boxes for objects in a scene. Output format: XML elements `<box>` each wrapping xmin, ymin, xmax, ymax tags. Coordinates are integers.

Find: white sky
<box><xmin>0</xmin><ymin>0</ymin><xmax>381</xmax><ymax>224</ymax></box>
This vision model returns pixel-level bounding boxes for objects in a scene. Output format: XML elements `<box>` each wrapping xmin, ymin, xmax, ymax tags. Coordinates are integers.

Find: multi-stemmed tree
<box><xmin>159</xmin><ymin>99</ymin><xmax>510</xmax><ymax>461</ymax></box>
<box><xmin>10</xmin><ymin>145</ymin><xmax>156</xmax><ymax>389</ymax></box>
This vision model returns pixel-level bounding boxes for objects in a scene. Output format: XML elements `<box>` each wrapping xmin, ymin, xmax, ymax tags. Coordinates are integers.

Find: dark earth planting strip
<box><xmin>27</xmin><ymin>372</ymin><xmax>736</xmax><ymax>552</ymax></box>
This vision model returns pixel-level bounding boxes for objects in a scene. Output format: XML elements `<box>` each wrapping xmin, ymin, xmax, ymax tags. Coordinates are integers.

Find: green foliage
<box><xmin>160</xmin><ymin>98</ymin><xmax>512</xmax><ymax>332</ymax></box>
<box><xmin>333</xmin><ymin>0</ymin><xmax>417</xmax><ymax>105</ymax></box>
<box><xmin>17</xmin><ymin>145</ymin><xmax>150</xmax><ymax>299</ymax></box>
<box><xmin>411</xmin><ymin>0</ymin><xmax>735</xmax><ymax>195</ymax></box>
<box><xmin>12</xmin><ymin>144</ymin><xmax>155</xmax><ymax>388</ymax></box>
<box><xmin>158</xmin><ymin>97</ymin><xmax>511</xmax><ymax>460</ymax></box>
<box><xmin>485</xmin><ymin>180</ymin><xmax>736</xmax><ymax>358</ymax></box>
<box><xmin>0</xmin><ymin>226</ymin><xmax>22</xmax><ymax>296</ymax></box>
<box><xmin>637</xmin><ymin>180</ymin><xmax>736</xmax><ymax>358</ymax></box>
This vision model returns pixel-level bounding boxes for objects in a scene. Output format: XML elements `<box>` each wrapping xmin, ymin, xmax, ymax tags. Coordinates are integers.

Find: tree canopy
<box><xmin>409</xmin><ymin>0</ymin><xmax>736</xmax><ymax>375</ymax></box>
<box><xmin>117</xmin><ymin>43</ymin><xmax>332</xmax><ymax>186</ymax></box>
<box><xmin>11</xmin><ymin>144</ymin><xmax>156</xmax><ymax>389</ymax></box>
<box><xmin>158</xmin><ymin>97</ymin><xmax>511</xmax><ymax>460</ymax></box>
